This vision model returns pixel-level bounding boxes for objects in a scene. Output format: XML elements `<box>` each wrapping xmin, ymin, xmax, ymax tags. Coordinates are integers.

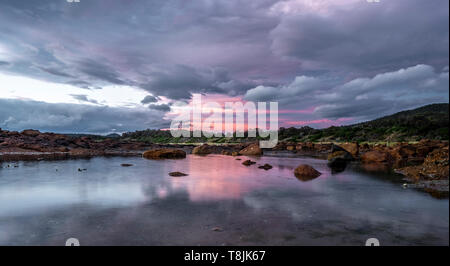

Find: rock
<box><xmin>235</xmin><ymin>158</ymin><xmax>241</xmax><ymax>160</ymax></box>
<box><xmin>294</xmin><ymin>164</ymin><xmax>321</xmax><ymax>180</ymax></box>
<box><xmin>142</xmin><ymin>149</ymin><xmax>186</xmax><ymax>159</ymax></box>
<box><xmin>327</xmin><ymin>150</ymin><xmax>353</xmax><ymax>172</ymax></box>
<box><xmin>239</xmin><ymin>143</ymin><xmax>262</xmax><ymax>156</ymax></box>
<box><xmin>327</xmin><ymin>150</ymin><xmax>353</xmax><ymax>161</ymax></box>
<box><xmin>169</xmin><ymin>171</ymin><xmax>188</xmax><ymax>177</ymax></box>
<box><xmin>69</xmin><ymin>148</ymin><xmax>99</xmax><ymax>157</ymax></box>
<box><xmin>339</xmin><ymin>143</ymin><xmax>359</xmax><ymax>157</ymax></box>
<box><xmin>121</xmin><ymin>163</ymin><xmax>134</xmax><ymax>167</ymax></box>
<box><xmin>242</xmin><ymin>160</ymin><xmax>256</xmax><ymax>166</ymax></box>
<box><xmin>221</xmin><ymin>151</ymin><xmax>232</xmax><ymax>156</ymax></box>
<box><xmin>21</xmin><ymin>129</ymin><xmax>41</xmax><ymax>137</ymax></box>
<box><xmin>396</xmin><ymin>146</ymin><xmax>449</xmax><ymax>182</ymax></box>
<box><xmin>330</xmin><ymin>143</ymin><xmax>346</xmax><ymax>153</ymax></box>
<box><xmin>231</xmin><ymin>152</ymin><xmax>239</xmax><ymax>156</ymax></box>
<box><xmin>192</xmin><ymin>144</ymin><xmax>214</xmax><ymax>155</ymax></box>
<box><xmin>258</xmin><ymin>164</ymin><xmax>273</xmax><ymax>170</ymax></box>
<box><xmin>286</xmin><ymin>145</ymin><xmax>295</xmax><ymax>151</ymax></box>
<box><xmin>360</xmin><ymin>151</ymin><xmax>392</xmax><ymax>163</ymax></box>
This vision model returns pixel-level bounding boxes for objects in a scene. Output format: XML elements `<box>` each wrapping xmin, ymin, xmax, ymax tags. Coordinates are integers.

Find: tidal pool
<box><xmin>0</xmin><ymin>155</ymin><xmax>448</xmax><ymax>246</ymax></box>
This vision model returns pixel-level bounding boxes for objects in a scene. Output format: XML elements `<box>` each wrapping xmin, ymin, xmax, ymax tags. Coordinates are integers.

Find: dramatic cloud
<box><xmin>244</xmin><ymin>76</ymin><xmax>331</xmax><ymax>102</ymax></box>
<box><xmin>270</xmin><ymin>0</ymin><xmax>449</xmax><ymax>75</ymax></box>
<box><xmin>0</xmin><ymin>99</ymin><xmax>170</xmax><ymax>134</ymax></box>
<box><xmin>246</xmin><ymin>64</ymin><xmax>449</xmax><ymax>124</ymax></box>
<box><xmin>315</xmin><ymin>65</ymin><xmax>449</xmax><ymax>120</ymax></box>
<box><xmin>0</xmin><ymin>0</ymin><xmax>448</xmax><ymax>131</ymax></box>
<box><xmin>70</xmin><ymin>94</ymin><xmax>99</xmax><ymax>105</ymax></box>
<box><xmin>148</xmin><ymin>103</ymin><xmax>171</xmax><ymax>112</ymax></box>
<box><xmin>141</xmin><ymin>95</ymin><xmax>159</xmax><ymax>104</ymax></box>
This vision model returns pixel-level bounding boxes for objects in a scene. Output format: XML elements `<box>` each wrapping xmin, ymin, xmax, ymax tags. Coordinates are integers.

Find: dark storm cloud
<box><xmin>270</xmin><ymin>0</ymin><xmax>449</xmax><ymax>75</ymax></box>
<box><xmin>138</xmin><ymin>65</ymin><xmax>231</xmax><ymax>99</ymax></box>
<box><xmin>70</xmin><ymin>94</ymin><xmax>99</xmax><ymax>105</ymax></box>
<box><xmin>66</xmin><ymin>80</ymin><xmax>101</xmax><ymax>90</ymax></box>
<box><xmin>0</xmin><ymin>0</ymin><xmax>448</xmax><ymax>130</ymax></box>
<box><xmin>246</xmin><ymin>64</ymin><xmax>449</xmax><ymax>123</ymax></box>
<box><xmin>75</xmin><ymin>59</ymin><xmax>126</xmax><ymax>86</ymax></box>
<box><xmin>35</xmin><ymin>66</ymin><xmax>75</xmax><ymax>78</ymax></box>
<box><xmin>0</xmin><ymin>0</ymin><xmax>292</xmax><ymax>99</ymax></box>
<box><xmin>314</xmin><ymin>65</ymin><xmax>449</xmax><ymax>120</ymax></box>
<box><xmin>140</xmin><ymin>95</ymin><xmax>159</xmax><ymax>104</ymax></box>
<box><xmin>147</xmin><ymin>103</ymin><xmax>171</xmax><ymax>112</ymax></box>
<box><xmin>0</xmin><ymin>98</ymin><xmax>170</xmax><ymax>134</ymax></box>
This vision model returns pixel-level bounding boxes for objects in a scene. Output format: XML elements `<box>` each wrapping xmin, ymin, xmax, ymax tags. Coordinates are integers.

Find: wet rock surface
<box><xmin>242</xmin><ymin>160</ymin><xmax>257</xmax><ymax>166</ymax></box>
<box><xmin>239</xmin><ymin>143</ymin><xmax>262</xmax><ymax>156</ymax></box>
<box><xmin>258</xmin><ymin>164</ymin><xmax>273</xmax><ymax>170</ymax></box>
<box><xmin>142</xmin><ymin>149</ymin><xmax>186</xmax><ymax>159</ymax></box>
<box><xmin>192</xmin><ymin>144</ymin><xmax>214</xmax><ymax>155</ymax></box>
<box><xmin>169</xmin><ymin>171</ymin><xmax>188</xmax><ymax>177</ymax></box>
<box><xmin>0</xmin><ymin>128</ymin><xmax>447</xmax><ymax>197</ymax></box>
<box><xmin>294</xmin><ymin>164</ymin><xmax>322</xmax><ymax>180</ymax></box>
<box><xmin>0</xmin><ymin>129</ymin><xmax>152</xmax><ymax>161</ymax></box>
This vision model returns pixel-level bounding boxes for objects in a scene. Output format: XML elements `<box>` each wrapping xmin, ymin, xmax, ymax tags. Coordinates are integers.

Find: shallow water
<box><xmin>0</xmin><ymin>155</ymin><xmax>448</xmax><ymax>246</ymax></box>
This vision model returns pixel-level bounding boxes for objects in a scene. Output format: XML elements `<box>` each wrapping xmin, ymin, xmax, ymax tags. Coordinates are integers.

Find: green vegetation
<box><xmin>121</xmin><ymin>103</ymin><xmax>449</xmax><ymax>144</ymax></box>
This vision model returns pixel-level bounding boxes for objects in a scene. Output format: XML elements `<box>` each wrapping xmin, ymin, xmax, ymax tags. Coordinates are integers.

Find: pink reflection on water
<box><xmin>166</xmin><ymin>155</ymin><xmax>333</xmax><ymax>202</ymax></box>
<box><xmin>169</xmin><ymin>155</ymin><xmax>270</xmax><ymax>201</ymax></box>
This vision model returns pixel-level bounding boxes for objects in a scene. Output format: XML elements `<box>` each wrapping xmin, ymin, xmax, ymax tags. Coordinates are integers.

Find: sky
<box><xmin>0</xmin><ymin>0</ymin><xmax>448</xmax><ymax>134</ymax></box>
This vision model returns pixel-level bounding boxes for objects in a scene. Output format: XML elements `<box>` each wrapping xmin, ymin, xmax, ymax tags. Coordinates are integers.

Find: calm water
<box><xmin>0</xmin><ymin>155</ymin><xmax>448</xmax><ymax>246</ymax></box>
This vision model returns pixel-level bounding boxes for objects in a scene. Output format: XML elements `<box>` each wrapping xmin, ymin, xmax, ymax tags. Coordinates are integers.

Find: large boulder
<box><xmin>294</xmin><ymin>164</ymin><xmax>321</xmax><ymax>180</ymax></box>
<box><xmin>397</xmin><ymin>146</ymin><xmax>449</xmax><ymax>182</ymax></box>
<box><xmin>239</xmin><ymin>143</ymin><xmax>262</xmax><ymax>156</ymax></box>
<box><xmin>339</xmin><ymin>143</ymin><xmax>359</xmax><ymax>157</ymax></box>
<box><xmin>21</xmin><ymin>129</ymin><xmax>41</xmax><ymax>137</ymax></box>
<box><xmin>192</xmin><ymin>144</ymin><xmax>214</xmax><ymax>155</ymax></box>
<box><xmin>360</xmin><ymin>151</ymin><xmax>392</xmax><ymax>163</ymax></box>
<box><xmin>142</xmin><ymin>149</ymin><xmax>186</xmax><ymax>159</ymax></box>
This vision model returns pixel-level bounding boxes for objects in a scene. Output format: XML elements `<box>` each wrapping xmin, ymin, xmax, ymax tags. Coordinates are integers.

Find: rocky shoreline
<box><xmin>1</xmin><ymin>129</ymin><xmax>448</xmax><ymax>198</ymax></box>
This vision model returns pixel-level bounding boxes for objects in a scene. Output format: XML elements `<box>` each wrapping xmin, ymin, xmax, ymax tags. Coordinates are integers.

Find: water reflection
<box><xmin>0</xmin><ymin>155</ymin><xmax>448</xmax><ymax>245</ymax></box>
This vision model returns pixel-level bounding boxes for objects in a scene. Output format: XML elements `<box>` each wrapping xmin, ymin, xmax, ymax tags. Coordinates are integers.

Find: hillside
<box><xmin>122</xmin><ymin>103</ymin><xmax>449</xmax><ymax>143</ymax></box>
<box><xmin>300</xmin><ymin>103</ymin><xmax>449</xmax><ymax>142</ymax></box>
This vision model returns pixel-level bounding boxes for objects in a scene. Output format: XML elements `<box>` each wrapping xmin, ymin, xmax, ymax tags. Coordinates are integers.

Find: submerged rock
<box><xmin>258</xmin><ymin>163</ymin><xmax>273</xmax><ymax>170</ymax></box>
<box><xmin>142</xmin><ymin>149</ymin><xmax>186</xmax><ymax>159</ymax></box>
<box><xmin>242</xmin><ymin>160</ymin><xmax>256</xmax><ymax>166</ymax></box>
<box><xmin>339</xmin><ymin>143</ymin><xmax>359</xmax><ymax>157</ymax></box>
<box><xmin>169</xmin><ymin>171</ymin><xmax>188</xmax><ymax>177</ymax></box>
<box><xmin>294</xmin><ymin>164</ymin><xmax>321</xmax><ymax>181</ymax></box>
<box><xmin>327</xmin><ymin>150</ymin><xmax>353</xmax><ymax>172</ymax></box>
<box><xmin>121</xmin><ymin>163</ymin><xmax>134</xmax><ymax>167</ymax></box>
